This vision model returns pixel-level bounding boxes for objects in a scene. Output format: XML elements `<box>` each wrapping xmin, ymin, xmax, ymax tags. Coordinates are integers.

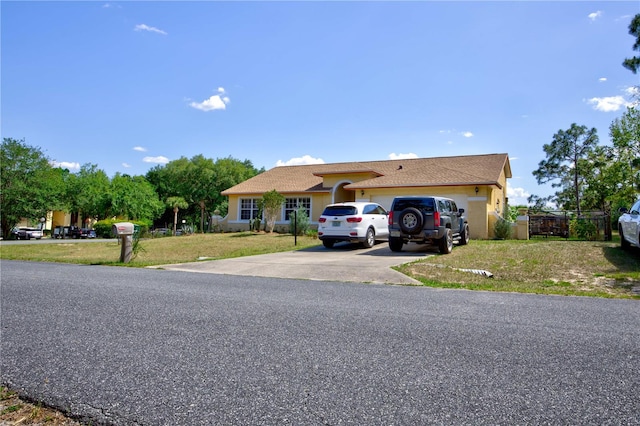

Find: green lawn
<box><xmin>395</xmin><ymin>238</ymin><xmax>640</xmax><ymax>299</ymax></box>
<box><xmin>1</xmin><ymin>232</ymin><xmax>638</xmax><ymax>299</ymax></box>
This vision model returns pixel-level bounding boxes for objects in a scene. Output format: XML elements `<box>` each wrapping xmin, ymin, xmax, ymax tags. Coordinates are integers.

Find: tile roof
<box><xmin>222</xmin><ymin>153</ymin><xmax>511</xmax><ymax>195</ymax></box>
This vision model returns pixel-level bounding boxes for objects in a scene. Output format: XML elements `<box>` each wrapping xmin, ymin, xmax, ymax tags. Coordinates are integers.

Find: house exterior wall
<box><xmin>321</xmin><ymin>172</ymin><xmax>378</xmax><ymax>187</ymax></box>
<box><xmin>225</xmin><ymin>184</ymin><xmax>497</xmax><ymax>239</ymax></box>
<box><xmin>52</xmin><ymin>211</ymin><xmax>71</xmax><ymax>229</ymax></box>
<box><xmin>226</xmin><ymin>192</ymin><xmax>331</xmax><ymax>233</ymax></box>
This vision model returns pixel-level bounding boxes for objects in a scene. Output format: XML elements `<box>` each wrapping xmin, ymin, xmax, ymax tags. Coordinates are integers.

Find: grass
<box><xmin>1</xmin><ymin>231</ymin><xmax>638</xmax><ymax>299</ymax></box>
<box><xmin>0</xmin><ymin>232</ymin><xmax>322</xmax><ymax>267</ymax></box>
<box><xmin>0</xmin><ymin>386</ymin><xmax>80</xmax><ymax>425</ymax></box>
<box><xmin>395</xmin><ymin>238</ymin><xmax>640</xmax><ymax>299</ymax></box>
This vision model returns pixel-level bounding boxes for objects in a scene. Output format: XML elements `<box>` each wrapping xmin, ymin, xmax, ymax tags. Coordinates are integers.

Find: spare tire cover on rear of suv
<box><xmin>399</xmin><ymin>207</ymin><xmax>423</xmax><ymax>234</ymax></box>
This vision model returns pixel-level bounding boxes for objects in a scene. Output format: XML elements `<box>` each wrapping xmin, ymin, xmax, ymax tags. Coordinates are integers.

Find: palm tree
<box><xmin>166</xmin><ymin>196</ymin><xmax>188</xmax><ymax>236</ymax></box>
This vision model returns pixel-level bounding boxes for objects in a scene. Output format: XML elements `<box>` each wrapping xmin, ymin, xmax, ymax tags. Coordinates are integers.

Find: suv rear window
<box><xmin>393</xmin><ymin>198</ymin><xmax>435</xmax><ymax>212</ymax></box>
<box><xmin>322</xmin><ymin>206</ymin><xmax>358</xmax><ymax>216</ymax></box>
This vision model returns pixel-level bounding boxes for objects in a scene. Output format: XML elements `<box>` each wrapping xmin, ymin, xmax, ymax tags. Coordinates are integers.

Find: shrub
<box><xmin>570</xmin><ymin>218</ymin><xmax>597</xmax><ymax>240</ymax></box>
<box><xmin>289</xmin><ymin>207</ymin><xmax>309</xmax><ymax>236</ymax></box>
<box><xmin>494</xmin><ymin>217</ymin><xmax>512</xmax><ymax>240</ymax></box>
<box><xmin>94</xmin><ymin>219</ymin><xmax>117</xmax><ymax>238</ymax></box>
<box><xmin>93</xmin><ymin>219</ymin><xmax>150</xmax><ymax>238</ymax></box>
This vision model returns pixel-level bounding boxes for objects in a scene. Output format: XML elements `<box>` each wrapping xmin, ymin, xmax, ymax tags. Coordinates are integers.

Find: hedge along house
<box><xmin>220</xmin><ymin>153</ymin><xmax>512</xmax><ymax>240</ymax></box>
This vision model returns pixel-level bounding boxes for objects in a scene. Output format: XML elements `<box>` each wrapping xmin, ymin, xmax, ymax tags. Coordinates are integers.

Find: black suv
<box><xmin>388</xmin><ymin>196</ymin><xmax>469</xmax><ymax>254</ymax></box>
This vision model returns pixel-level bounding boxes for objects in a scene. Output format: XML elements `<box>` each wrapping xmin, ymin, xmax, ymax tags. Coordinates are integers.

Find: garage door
<box><xmin>371</xmin><ymin>196</ymin><xmax>396</xmax><ymax>211</ymax></box>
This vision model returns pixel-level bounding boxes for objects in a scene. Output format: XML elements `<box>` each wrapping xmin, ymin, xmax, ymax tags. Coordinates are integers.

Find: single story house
<box><xmin>221</xmin><ymin>153</ymin><xmax>512</xmax><ymax>239</ymax></box>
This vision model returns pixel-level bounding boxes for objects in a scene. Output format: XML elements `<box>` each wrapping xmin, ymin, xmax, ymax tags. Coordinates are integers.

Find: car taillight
<box><xmin>434</xmin><ymin>211</ymin><xmax>440</xmax><ymax>225</ymax></box>
<box><xmin>319</xmin><ymin>217</ymin><xmax>326</xmax><ymax>223</ymax></box>
<box><xmin>346</xmin><ymin>217</ymin><xmax>362</xmax><ymax>223</ymax></box>
<box><xmin>388</xmin><ymin>211</ymin><xmax>394</xmax><ymax>225</ymax></box>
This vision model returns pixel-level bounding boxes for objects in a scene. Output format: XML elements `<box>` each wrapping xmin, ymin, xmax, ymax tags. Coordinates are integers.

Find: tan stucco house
<box><xmin>221</xmin><ymin>153</ymin><xmax>512</xmax><ymax>239</ymax></box>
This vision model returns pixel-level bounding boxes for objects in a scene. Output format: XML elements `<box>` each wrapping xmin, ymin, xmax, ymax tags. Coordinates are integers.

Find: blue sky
<box><xmin>2</xmin><ymin>1</ymin><xmax>638</xmax><ymax>206</ymax></box>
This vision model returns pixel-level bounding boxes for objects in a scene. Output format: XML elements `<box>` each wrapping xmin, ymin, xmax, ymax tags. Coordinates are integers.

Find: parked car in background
<box><xmin>619</xmin><ymin>199</ymin><xmax>640</xmax><ymax>250</ymax></box>
<box><xmin>53</xmin><ymin>226</ymin><xmax>71</xmax><ymax>239</ymax></box>
<box><xmin>318</xmin><ymin>202</ymin><xmax>389</xmax><ymax>249</ymax></box>
<box><xmin>53</xmin><ymin>226</ymin><xmax>96</xmax><ymax>239</ymax></box>
<box><xmin>15</xmin><ymin>227</ymin><xmax>43</xmax><ymax>240</ymax></box>
<box><xmin>71</xmin><ymin>227</ymin><xmax>96</xmax><ymax>239</ymax></box>
<box><xmin>388</xmin><ymin>196</ymin><xmax>469</xmax><ymax>254</ymax></box>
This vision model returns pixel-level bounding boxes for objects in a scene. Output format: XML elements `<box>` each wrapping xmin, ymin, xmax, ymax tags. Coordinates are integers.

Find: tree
<box><xmin>166</xmin><ymin>196</ymin><xmax>188</xmax><ymax>236</ymax></box>
<box><xmin>0</xmin><ymin>138</ymin><xmax>65</xmax><ymax>238</ymax></box>
<box><xmin>623</xmin><ymin>14</ymin><xmax>640</xmax><ymax>74</ymax></box>
<box><xmin>261</xmin><ymin>190</ymin><xmax>285</xmax><ymax>233</ymax></box>
<box><xmin>65</xmin><ymin>164</ymin><xmax>111</xmax><ymax>221</ymax></box>
<box><xmin>532</xmin><ymin>124</ymin><xmax>599</xmax><ymax>215</ymax></box>
<box><xmin>610</xmin><ymin>106</ymin><xmax>640</xmax><ymax>202</ymax></box>
<box><xmin>146</xmin><ymin>155</ymin><xmax>263</xmax><ymax>231</ymax></box>
<box><xmin>109</xmin><ymin>173</ymin><xmax>164</xmax><ymax>222</ymax></box>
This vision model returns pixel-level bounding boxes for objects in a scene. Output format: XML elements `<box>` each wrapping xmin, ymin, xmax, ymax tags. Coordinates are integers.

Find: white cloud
<box><xmin>52</xmin><ymin>161</ymin><xmax>80</xmax><ymax>170</ymax></box>
<box><xmin>598</xmin><ymin>77</ymin><xmax>607</xmax><ymax>82</ymax></box>
<box><xmin>625</xmin><ymin>86</ymin><xmax>639</xmax><ymax>97</ymax></box>
<box><xmin>439</xmin><ymin>129</ymin><xmax>473</xmax><ymax>138</ymax></box>
<box><xmin>143</xmin><ymin>156</ymin><xmax>169</xmax><ymax>164</ymax></box>
<box><xmin>133</xmin><ymin>146</ymin><xmax>147</xmax><ymax>152</ymax></box>
<box><xmin>102</xmin><ymin>3</ymin><xmax>121</xmax><ymax>8</ymax></box>
<box><xmin>586</xmin><ymin>96</ymin><xmax>630</xmax><ymax>112</ymax></box>
<box><xmin>508</xmin><ymin>187</ymin><xmax>530</xmax><ymax>199</ymax></box>
<box><xmin>134</xmin><ymin>24</ymin><xmax>167</xmax><ymax>35</ymax></box>
<box><xmin>588</xmin><ymin>11</ymin><xmax>602</xmax><ymax>21</ymax></box>
<box><xmin>388</xmin><ymin>152</ymin><xmax>418</xmax><ymax>160</ymax></box>
<box><xmin>122</xmin><ymin>163</ymin><xmax>131</xmax><ymax>168</ymax></box>
<box><xmin>507</xmin><ymin>186</ymin><xmax>531</xmax><ymax>206</ymax></box>
<box><xmin>276</xmin><ymin>155</ymin><xmax>325</xmax><ymax>167</ymax></box>
<box><xmin>189</xmin><ymin>94</ymin><xmax>229</xmax><ymax>111</ymax></box>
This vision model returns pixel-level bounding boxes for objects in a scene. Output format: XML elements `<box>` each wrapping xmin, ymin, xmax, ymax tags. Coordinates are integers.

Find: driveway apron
<box><xmin>150</xmin><ymin>243</ymin><xmax>429</xmax><ymax>284</ymax></box>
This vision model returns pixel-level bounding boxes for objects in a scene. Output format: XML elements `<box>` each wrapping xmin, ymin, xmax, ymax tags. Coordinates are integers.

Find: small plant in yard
<box><xmin>493</xmin><ymin>216</ymin><xmax>512</xmax><ymax>240</ymax></box>
<box><xmin>570</xmin><ymin>217</ymin><xmax>597</xmax><ymax>240</ymax></box>
<box><xmin>289</xmin><ymin>207</ymin><xmax>310</xmax><ymax>236</ymax></box>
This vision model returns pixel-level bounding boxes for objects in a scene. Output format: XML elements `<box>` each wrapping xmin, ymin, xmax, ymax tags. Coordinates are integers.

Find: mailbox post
<box><xmin>112</xmin><ymin>222</ymin><xmax>135</xmax><ymax>263</ymax></box>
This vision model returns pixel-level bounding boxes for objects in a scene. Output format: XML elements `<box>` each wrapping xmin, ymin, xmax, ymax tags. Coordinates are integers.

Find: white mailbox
<box><xmin>112</xmin><ymin>222</ymin><xmax>135</xmax><ymax>236</ymax></box>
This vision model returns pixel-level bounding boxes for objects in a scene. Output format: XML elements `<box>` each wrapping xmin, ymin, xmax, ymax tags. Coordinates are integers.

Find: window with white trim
<box><xmin>240</xmin><ymin>199</ymin><xmax>260</xmax><ymax>220</ymax></box>
<box><xmin>284</xmin><ymin>197</ymin><xmax>311</xmax><ymax>220</ymax></box>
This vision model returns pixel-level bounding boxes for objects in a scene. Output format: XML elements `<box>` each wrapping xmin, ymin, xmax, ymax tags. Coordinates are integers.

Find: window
<box><xmin>285</xmin><ymin>197</ymin><xmax>311</xmax><ymax>220</ymax></box>
<box><xmin>363</xmin><ymin>204</ymin><xmax>386</xmax><ymax>215</ymax></box>
<box><xmin>322</xmin><ymin>205</ymin><xmax>357</xmax><ymax>216</ymax></box>
<box><xmin>240</xmin><ymin>199</ymin><xmax>260</xmax><ymax>220</ymax></box>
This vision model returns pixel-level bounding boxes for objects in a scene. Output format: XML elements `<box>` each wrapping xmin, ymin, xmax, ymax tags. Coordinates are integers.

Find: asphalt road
<box><xmin>1</xmin><ymin>260</ymin><xmax>639</xmax><ymax>425</ymax></box>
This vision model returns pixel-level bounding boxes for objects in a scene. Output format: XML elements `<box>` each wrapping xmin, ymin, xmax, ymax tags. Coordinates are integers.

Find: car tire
<box><xmin>363</xmin><ymin>228</ymin><xmax>375</xmax><ymax>248</ymax></box>
<box><xmin>398</xmin><ymin>207</ymin><xmax>423</xmax><ymax>234</ymax></box>
<box><xmin>322</xmin><ymin>240</ymin><xmax>335</xmax><ymax>249</ymax></box>
<box><xmin>620</xmin><ymin>226</ymin><xmax>630</xmax><ymax>250</ymax></box>
<box><xmin>439</xmin><ymin>228</ymin><xmax>453</xmax><ymax>254</ymax></box>
<box><xmin>459</xmin><ymin>224</ymin><xmax>470</xmax><ymax>245</ymax></box>
<box><xmin>389</xmin><ymin>237</ymin><xmax>403</xmax><ymax>252</ymax></box>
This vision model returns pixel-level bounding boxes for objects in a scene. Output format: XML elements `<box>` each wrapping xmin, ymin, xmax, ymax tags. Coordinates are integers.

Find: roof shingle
<box><xmin>221</xmin><ymin>153</ymin><xmax>510</xmax><ymax>195</ymax></box>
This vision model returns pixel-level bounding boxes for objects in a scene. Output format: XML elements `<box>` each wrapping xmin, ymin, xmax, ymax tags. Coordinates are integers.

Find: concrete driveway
<box><xmin>151</xmin><ymin>242</ymin><xmax>432</xmax><ymax>284</ymax></box>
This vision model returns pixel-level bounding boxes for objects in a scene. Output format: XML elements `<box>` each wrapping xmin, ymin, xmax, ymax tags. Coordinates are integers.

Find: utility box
<box><xmin>112</xmin><ymin>222</ymin><xmax>135</xmax><ymax>263</ymax></box>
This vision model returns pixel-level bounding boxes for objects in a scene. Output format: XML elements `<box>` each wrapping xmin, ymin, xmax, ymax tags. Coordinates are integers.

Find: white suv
<box><xmin>318</xmin><ymin>202</ymin><xmax>389</xmax><ymax>249</ymax></box>
<box><xmin>619</xmin><ymin>198</ymin><xmax>640</xmax><ymax>250</ymax></box>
